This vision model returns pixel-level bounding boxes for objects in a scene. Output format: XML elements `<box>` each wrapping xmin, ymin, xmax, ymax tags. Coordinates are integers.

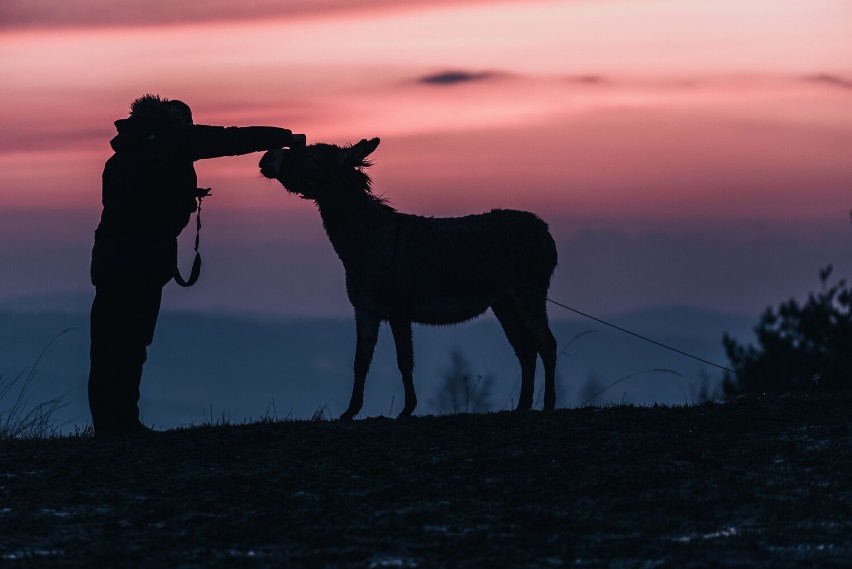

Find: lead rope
<box><xmin>174</xmin><ymin>190</ymin><xmax>208</xmax><ymax>288</ymax></box>
<box><xmin>546</xmin><ymin>297</ymin><xmax>738</xmax><ymax>375</ymax></box>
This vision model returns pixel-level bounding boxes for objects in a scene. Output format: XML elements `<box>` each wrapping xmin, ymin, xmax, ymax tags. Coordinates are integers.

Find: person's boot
<box><xmin>94</xmin><ymin>420</ymin><xmax>155</xmax><ymax>439</ymax></box>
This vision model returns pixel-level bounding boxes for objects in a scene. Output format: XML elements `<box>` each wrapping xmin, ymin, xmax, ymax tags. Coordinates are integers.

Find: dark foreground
<box><xmin>2</xmin><ymin>398</ymin><xmax>851</xmax><ymax>568</ymax></box>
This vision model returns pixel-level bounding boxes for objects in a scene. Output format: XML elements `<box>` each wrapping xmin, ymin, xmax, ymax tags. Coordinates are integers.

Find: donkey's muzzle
<box><xmin>259</xmin><ymin>149</ymin><xmax>285</xmax><ymax>179</ymax></box>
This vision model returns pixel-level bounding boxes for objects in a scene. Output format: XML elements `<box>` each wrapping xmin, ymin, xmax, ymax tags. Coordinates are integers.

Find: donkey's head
<box><xmin>260</xmin><ymin>138</ymin><xmax>380</xmax><ymax>200</ymax></box>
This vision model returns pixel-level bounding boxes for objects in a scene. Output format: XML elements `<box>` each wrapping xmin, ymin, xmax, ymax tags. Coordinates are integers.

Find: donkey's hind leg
<box><xmin>539</xmin><ymin>320</ymin><xmax>558</xmax><ymax>410</ymax></box>
<box><xmin>492</xmin><ymin>297</ymin><xmax>538</xmax><ymax>410</ymax></box>
<box><xmin>389</xmin><ymin>319</ymin><xmax>417</xmax><ymax>418</ymax></box>
<box><xmin>518</xmin><ymin>295</ymin><xmax>558</xmax><ymax>411</ymax></box>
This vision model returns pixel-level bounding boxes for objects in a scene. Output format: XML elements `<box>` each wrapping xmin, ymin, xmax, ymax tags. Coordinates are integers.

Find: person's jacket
<box><xmin>92</xmin><ymin>114</ymin><xmax>296</xmax><ymax>285</ymax></box>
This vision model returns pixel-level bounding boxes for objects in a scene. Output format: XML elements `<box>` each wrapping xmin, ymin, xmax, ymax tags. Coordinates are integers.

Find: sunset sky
<box><xmin>1</xmin><ymin>0</ymin><xmax>851</xmax><ymax>318</ymax></box>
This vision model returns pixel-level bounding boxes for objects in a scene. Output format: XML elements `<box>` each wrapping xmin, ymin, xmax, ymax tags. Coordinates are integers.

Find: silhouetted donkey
<box><xmin>260</xmin><ymin>138</ymin><xmax>558</xmax><ymax>419</ymax></box>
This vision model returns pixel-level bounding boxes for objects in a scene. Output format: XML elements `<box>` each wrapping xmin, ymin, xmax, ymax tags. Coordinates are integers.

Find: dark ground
<box><xmin>2</xmin><ymin>397</ymin><xmax>851</xmax><ymax>568</ymax></box>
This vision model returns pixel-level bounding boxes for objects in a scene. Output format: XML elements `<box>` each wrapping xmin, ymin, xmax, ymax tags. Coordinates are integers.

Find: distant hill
<box><xmin>0</xmin><ymin>301</ymin><xmax>753</xmax><ymax>431</ymax></box>
<box><xmin>0</xmin><ymin>292</ymin><xmax>93</xmax><ymax>313</ymax></box>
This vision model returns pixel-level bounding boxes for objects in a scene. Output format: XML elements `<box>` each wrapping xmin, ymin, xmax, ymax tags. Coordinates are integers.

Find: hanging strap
<box><xmin>174</xmin><ymin>189</ymin><xmax>210</xmax><ymax>288</ymax></box>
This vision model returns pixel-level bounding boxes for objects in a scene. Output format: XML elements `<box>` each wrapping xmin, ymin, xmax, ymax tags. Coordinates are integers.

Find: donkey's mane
<box><xmin>344</xmin><ymin>161</ymin><xmax>396</xmax><ymax>213</ymax></box>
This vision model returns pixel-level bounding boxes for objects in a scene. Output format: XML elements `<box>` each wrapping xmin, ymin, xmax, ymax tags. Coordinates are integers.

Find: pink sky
<box><xmin>1</xmin><ymin>0</ymin><xmax>851</xmax><ymax>316</ymax></box>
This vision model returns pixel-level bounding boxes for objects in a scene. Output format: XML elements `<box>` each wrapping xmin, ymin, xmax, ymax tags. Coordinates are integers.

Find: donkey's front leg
<box><xmin>389</xmin><ymin>319</ymin><xmax>417</xmax><ymax>417</ymax></box>
<box><xmin>341</xmin><ymin>310</ymin><xmax>380</xmax><ymax>421</ymax></box>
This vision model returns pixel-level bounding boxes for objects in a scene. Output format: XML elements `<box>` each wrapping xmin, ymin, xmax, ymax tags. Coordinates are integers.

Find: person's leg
<box><xmin>88</xmin><ymin>282</ymin><xmax>162</xmax><ymax>434</ymax></box>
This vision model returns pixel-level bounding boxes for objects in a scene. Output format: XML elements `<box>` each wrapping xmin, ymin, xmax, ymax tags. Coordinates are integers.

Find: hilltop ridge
<box><xmin>2</xmin><ymin>399</ymin><xmax>851</xmax><ymax>567</ymax></box>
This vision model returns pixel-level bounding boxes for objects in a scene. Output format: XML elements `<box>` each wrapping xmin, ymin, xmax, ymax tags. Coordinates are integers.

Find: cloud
<box><xmin>416</xmin><ymin>70</ymin><xmax>503</xmax><ymax>86</ymax></box>
<box><xmin>805</xmin><ymin>73</ymin><xmax>852</xmax><ymax>91</ymax></box>
<box><xmin>565</xmin><ymin>74</ymin><xmax>608</xmax><ymax>85</ymax></box>
<box><xmin>0</xmin><ymin>0</ymin><xmax>322</xmax><ymax>29</ymax></box>
<box><xmin>0</xmin><ymin>0</ymin><xmax>519</xmax><ymax>30</ymax></box>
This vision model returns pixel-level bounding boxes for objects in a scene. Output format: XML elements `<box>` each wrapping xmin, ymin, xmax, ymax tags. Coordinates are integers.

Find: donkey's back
<box><xmin>391</xmin><ymin>208</ymin><xmax>557</xmax><ymax>323</ymax></box>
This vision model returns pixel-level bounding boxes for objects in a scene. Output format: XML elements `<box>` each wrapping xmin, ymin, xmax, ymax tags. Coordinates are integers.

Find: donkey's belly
<box><xmin>408</xmin><ymin>297</ymin><xmax>491</xmax><ymax>325</ymax></box>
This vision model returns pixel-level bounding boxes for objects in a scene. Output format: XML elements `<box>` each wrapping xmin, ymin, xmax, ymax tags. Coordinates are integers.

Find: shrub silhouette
<box><xmin>722</xmin><ymin>266</ymin><xmax>852</xmax><ymax>396</ymax></box>
<box><xmin>432</xmin><ymin>348</ymin><xmax>495</xmax><ymax>414</ymax></box>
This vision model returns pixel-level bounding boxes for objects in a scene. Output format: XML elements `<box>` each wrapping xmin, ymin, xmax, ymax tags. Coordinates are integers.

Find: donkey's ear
<box><xmin>341</xmin><ymin>138</ymin><xmax>380</xmax><ymax>167</ymax></box>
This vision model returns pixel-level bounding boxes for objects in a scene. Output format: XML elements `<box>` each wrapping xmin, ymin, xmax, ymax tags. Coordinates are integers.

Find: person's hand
<box><xmin>290</xmin><ymin>133</ymin><xmax>307</xmax><ymax>149</ymax></box>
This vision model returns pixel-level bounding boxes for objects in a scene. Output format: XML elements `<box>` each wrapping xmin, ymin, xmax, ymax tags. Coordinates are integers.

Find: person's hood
<box><xmin>110</xmin><ymin>96</ymin><xmax>187</xmax><ymax>153</ymax></box>
<box><xmin>109</xmin><ymin>116</ymin><xmax>152</xmax><ymax>153</ymax></box>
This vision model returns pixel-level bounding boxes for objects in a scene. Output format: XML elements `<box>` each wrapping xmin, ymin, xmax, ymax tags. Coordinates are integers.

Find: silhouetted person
<box><xmin>89</xmin><ymin>94</ymin><xmax>305</xmax><ymax>436</ymax></box>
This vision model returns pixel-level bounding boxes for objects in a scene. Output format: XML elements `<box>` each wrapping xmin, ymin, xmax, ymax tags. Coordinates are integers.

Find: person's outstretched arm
<box><xmin>166</xmin><ymin>125</ymin><xmax>306</xmax><ymax>160</ymax></box>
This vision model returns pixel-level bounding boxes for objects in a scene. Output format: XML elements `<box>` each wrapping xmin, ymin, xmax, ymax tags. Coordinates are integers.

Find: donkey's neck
<box><xmin>315</xmin><ymin>181</ymin><xmax>395</xmax><ymax>265</ymax></box>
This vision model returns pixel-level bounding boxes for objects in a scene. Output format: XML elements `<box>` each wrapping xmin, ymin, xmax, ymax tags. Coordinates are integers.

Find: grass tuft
<box><xmin>0</xmin><ymin>328</ymin><xmax>75</xmax><ymax>440</ymax></box>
